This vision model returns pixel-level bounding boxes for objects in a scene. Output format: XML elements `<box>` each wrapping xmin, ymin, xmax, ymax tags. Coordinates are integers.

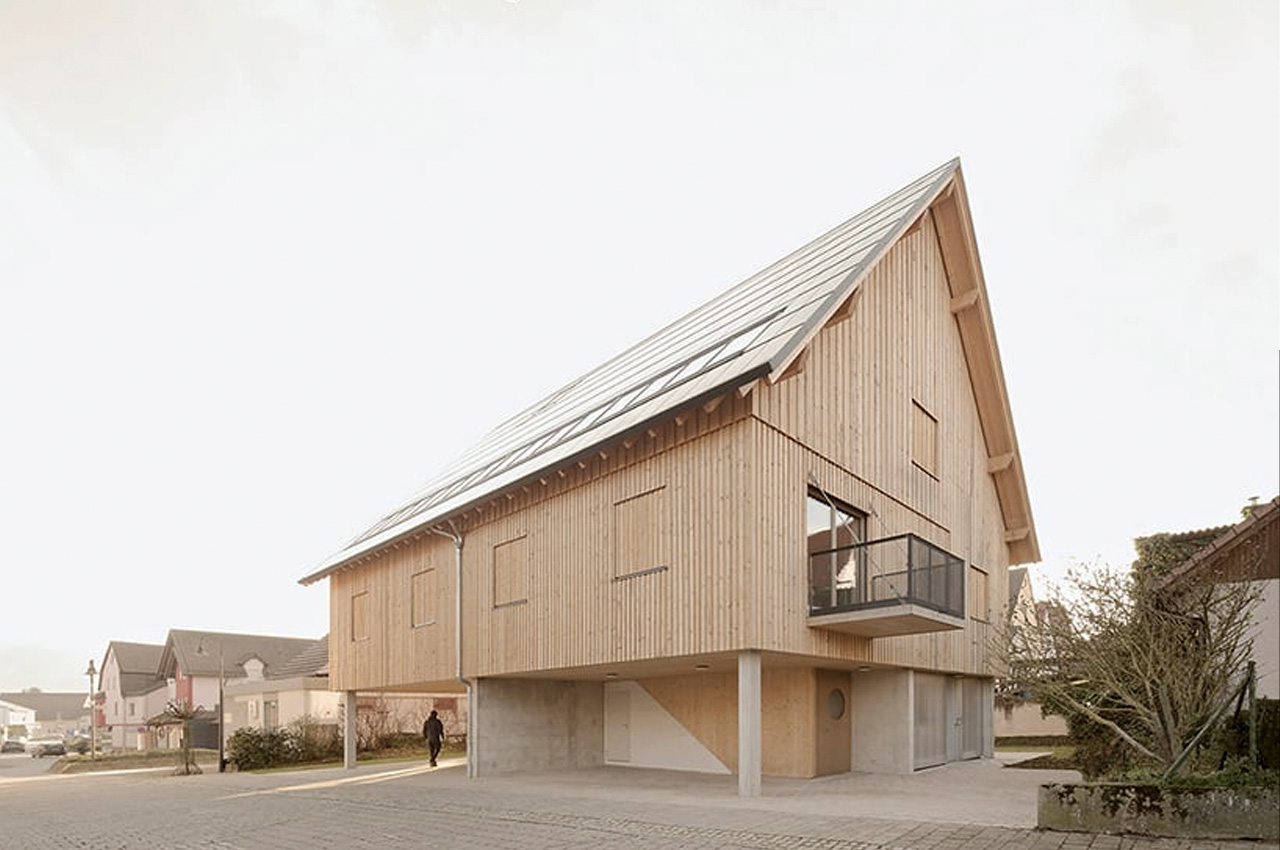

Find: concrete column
<box><xmin>466</xmin><ymin>682</ymin><xmax>476</xmax><ymax>778</ymax></box>
<box><xmin>738</xmin><ymin>650</ymin><xmax>761</xmax><ymax>797</ymax></box>
<box><xmin>981</xmin><ymin>678</ymin><xmax>994</xmax><ymax>759</ymax></box>
<box><xmin>343</xmin><ymin>691</ymin><xmax>357</xmax><ymax>769</ymax></box>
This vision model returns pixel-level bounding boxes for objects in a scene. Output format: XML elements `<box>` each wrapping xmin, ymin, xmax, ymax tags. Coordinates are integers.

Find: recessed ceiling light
<box><xmin>604</xmin><ymin>672</ymin><xmax>619</xmax><ymax>679</ymax></box>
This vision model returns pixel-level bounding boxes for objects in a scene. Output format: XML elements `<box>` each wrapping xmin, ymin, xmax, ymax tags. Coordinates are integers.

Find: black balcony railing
<box><xmin>808</xmin><ymin>533</ymin><xmax>965</xmax><ymax>619</ymax></box>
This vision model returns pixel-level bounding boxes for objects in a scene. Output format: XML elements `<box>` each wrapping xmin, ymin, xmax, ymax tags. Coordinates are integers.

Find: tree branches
<box><xmin>995</xmin><ymin>563</ymin><xmax>1260</xmax><ymax>777</ymax></box>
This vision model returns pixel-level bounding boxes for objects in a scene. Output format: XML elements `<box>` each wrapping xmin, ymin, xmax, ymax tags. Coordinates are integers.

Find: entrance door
<box><xmin>912</xmin><ymin>673</ymin><xmax>947</xmax><ymax>770</ymax></box>
<box><xmin>604</xmin><ymin>686</ymin><xmax>631</xmax><ymax>763</ymax></box>
<box><xmin>961</xmin><ymin>678</ymin><xmax>984</xmax><ymax>760</ymax></box>
<box><xmin>815</xmin><ymin>670</ymin><xmax>851</xmax><ymax>775</ymax></box>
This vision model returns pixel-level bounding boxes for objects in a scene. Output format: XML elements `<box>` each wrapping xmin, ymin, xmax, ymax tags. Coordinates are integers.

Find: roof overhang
<box><xmin>1153</xmin><ymin>497</ymin><xmax>1279</xmax><ymax>590</ymax></box>
<box><xmin>927</xmin><ymin>169</ymin><xmax>1040</xmax><ymax>564</ymax></box>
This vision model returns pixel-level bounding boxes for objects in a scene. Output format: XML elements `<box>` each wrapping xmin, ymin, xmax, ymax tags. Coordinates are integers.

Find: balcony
<box><xmin>807</xmin><ymin>533</ymin><xmax>966</xmax><ymax>637</ymax></box>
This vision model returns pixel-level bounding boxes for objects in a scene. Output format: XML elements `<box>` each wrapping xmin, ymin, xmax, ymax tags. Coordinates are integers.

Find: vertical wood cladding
<box><xmin>748</xmin><ymin>213</ymin><xmax>1010</xmax><ymax>673</ymax></box>
<box><xmin>326</xmin><ymin>212</ymin><xmax>1015</xmax><ymax>689</ymax></box>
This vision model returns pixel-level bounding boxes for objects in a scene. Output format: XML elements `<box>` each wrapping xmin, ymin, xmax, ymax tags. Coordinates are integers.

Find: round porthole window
<box><xmin>827</xmin><ymin>688</ymin><xmax>846</xmax><ymax>720</ymax></box>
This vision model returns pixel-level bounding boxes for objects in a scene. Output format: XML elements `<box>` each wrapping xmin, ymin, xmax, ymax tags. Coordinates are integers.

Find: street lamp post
<box><xmin>84</xmin><ymin>660</ymin><xmax>97</xmax><ymax>761</ymax></box>
<box><xmin>215</xmin><ymin>651</ymin><xmax>224</xmax><ymax>772</ymax></box>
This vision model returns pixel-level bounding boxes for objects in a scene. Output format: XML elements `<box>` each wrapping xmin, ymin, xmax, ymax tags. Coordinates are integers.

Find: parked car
<box><xmin>27</xmin><ymin>738</ymin><xmax>65</xmax><ymax>758</ymax></box>
<box><xmin>0</xmin><ymin>740</ymin><xmax>25</xmax><ymax>754</ymax></box>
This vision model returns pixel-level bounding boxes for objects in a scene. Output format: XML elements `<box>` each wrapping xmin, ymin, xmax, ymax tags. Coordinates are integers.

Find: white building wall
<box><xmin>602</xmin><ymin>681</ymin><xmax>729</xmax><ymax>774</ymax></box>
<box><xmin>1</xmin><ymin>700</ymin><xmax>37</xmax><ymax>739</ymax></box>
<box><xmin>191</xmin><ymin>677</ymin><xmax>220</xmax><ymax>712</ymax></box>
<box><xmin>1250</xmin><ymin>579</ymin><xmax>1279</xmax><ymax>700</ymax></box>
<box><xmin>100</xmin><ymin>653</ymin><xmax>127</xmax><ymax>748</ymax></box>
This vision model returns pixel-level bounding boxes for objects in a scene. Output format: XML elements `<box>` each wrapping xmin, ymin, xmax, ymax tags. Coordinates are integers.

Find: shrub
<box><xmin>227</xmin><ymin>717</ymin><xmax>344</xmax><ymax>771</ymax></box>
<box><xmin>290</xmin><ymin>716</ymin><xmax>342</xmax><ymax>763</ymax></box>
<box><xmin>226</xmin><ymin>727</ymin><xmax>297</xmax><ymax>771</ymax></box>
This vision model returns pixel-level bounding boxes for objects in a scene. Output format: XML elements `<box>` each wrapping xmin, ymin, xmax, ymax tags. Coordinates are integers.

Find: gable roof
<box><xmin>0</xmin><ymin>692</ymin><xmax>86</xmax><ymax>721</ymax></box>
<box><xmin>103</xmin><ymin>641</ymin><xmax>166</xmax><ymax>697</ymax></box>
<box><xmin>301</xmin><ymin>158</ymin><xmax>1038</xmax><ymax>585</ymax></box>
<box><xmin>157</xmin><ymin>630</ymin><xmax>319</xmax><ymax>681</ymax></box>
<box><xmin>1152</xmin><ymin>496</ymin><xmax>1280</xmax><ymax>590</ymax></box>
<box><xmin>0</xmin><ymin>697</ymin><xmax>37</xmax><ymax>714</ymax></box>
<box><xmin>267</xmin><ymin>635</ymin><xmax>329</xmax><ymax>680</ymax></box>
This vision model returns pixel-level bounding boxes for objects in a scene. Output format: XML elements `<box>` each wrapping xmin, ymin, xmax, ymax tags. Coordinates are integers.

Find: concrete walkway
<box><xmin>1</xmin><ymin>755</ymin><xmax>1273</xmax><ymax>849</ymax></box>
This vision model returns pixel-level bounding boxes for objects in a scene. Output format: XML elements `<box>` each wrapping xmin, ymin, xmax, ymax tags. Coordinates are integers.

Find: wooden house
<box><xmin>300</xmin><ymin>159</ymin><xmax>1039</xmax><ymax>794</ymax></box>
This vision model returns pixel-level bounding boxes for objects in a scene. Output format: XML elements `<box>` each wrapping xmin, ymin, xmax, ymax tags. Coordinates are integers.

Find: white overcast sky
<box><xmin>2</xmin><ymin>1</ymin><xmax>1276</xmax><ymax>692</ymax></box>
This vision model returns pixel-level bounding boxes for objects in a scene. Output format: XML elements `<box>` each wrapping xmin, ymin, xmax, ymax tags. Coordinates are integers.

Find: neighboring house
<box><xmin>150</xmin><ymin>629</ymin><xmax>318</xmax><ymax>750</ymax></box>
<box><xmin>222</xmin><ymin>634</ymin><xmax>468</xmax><ymax>747</ymax></box>
<box><xmin>299</xmin><ymin>159</ymin><xmax>1039</xmax><ymax>794</ymax></box>
<box><xmin>0</xmin><ymin>692</ymin><xmax>89</xmax><ymax>739</ymax></box>
<box><xmin>994</xmin><ymin>566</ymin><xmax>1068</xmax><ymax>739</ymax></box>
<box><xmin>225</xmin><ymin>635</ymin><xmax>468</xmax><ymax>744</ymax></box>
<box><xmin>98</xmin><ymin>641</ymin><xmax>168</xmax><ymax>750</ymax></box>
<box><xmin>0</xmin><ymin>698</ymin><xmax>37</xmax><ymax>740</ymax></box>
<box><xmin>224</xmin><ymin>635</ymin><xmax>341</xmax><ymax>735</ymax></box>
<box><xmin>1150</xmin><ymin>497</ymin><xmax>1279</xmax><ymax>700</ymax></box>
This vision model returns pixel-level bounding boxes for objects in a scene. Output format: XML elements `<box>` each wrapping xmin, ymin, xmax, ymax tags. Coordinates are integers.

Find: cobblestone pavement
<box><xmin>0</xmin><ymin>759</ymin><xmax>1272</xmax><ymax>850</ymax></box>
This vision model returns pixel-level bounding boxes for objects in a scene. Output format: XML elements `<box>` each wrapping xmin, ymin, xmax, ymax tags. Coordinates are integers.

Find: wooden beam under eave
<box><xmin>702</xmin><ymin>396</ymin><xmax>725</xmax><ymax>415</ymax></box>
<box><xmin>930</xmin><ymin>191</ymin><xmax>979</xmax><ymax>300</ymax></box>
<box><xmin>987</xmin><ymin>452</ymin><xmax>1014</xmax><ymax>474</ymax></box>
<box><xmin>771</xmin><ymin>347</ymin><xmax>810</xmax><ymax>384</ymax></box>
<box><xmin>1004</xmin><ymin>527</ymin><xmax>1030</xmax><ymax>543</ymax></box>
<box><xmin>823</xmin><ymin>286</ymin><xmax>863</xmax><ymax>328</ymax></box>
<box><xmin>950</xmin><ymin>289</ymin><xmax>980</xmax><ymax>314</ymax></box>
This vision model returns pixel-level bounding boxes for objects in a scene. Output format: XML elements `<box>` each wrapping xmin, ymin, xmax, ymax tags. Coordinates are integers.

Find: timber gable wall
<box><xmin>329</xmin><ymin>215</ymin><xmax>1012</xmax><ymax>691</ymax></box>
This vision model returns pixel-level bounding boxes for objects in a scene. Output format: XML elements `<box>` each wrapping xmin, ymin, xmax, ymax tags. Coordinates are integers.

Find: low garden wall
<box><xmin>1038</xmin><ymin>783</ymin><xmax>1279</xmax><ymax>841</ymax></box>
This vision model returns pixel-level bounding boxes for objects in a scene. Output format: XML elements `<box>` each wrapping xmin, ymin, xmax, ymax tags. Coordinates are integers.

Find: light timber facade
<box><xmin>300</xmin><ymin>159</ymin><xmax>1039</xmax><ymax>793</ymax></box>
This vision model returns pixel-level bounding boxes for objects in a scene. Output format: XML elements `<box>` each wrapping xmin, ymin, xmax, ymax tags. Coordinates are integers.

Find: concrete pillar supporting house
<box><xmin>343</xmin><ymin>691</ymin><xmax>357</xmax><ymax>769</ymax></box>
<box><xmin>737</xmin><ymin>650</ymin><xmax>762</xmax><ymax>797</ymax></box>
<box><xmin>466</xmin><ymin>681</ymin><xmax>477</xmax><ymax>778</ymax></box>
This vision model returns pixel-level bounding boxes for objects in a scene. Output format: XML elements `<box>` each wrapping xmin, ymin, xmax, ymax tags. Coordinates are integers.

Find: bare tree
<box><xmin>998</xmin><ymin>562</ymin><xmax>1259</xmax><ymax>778</ymax></box>
<box><xmin>158</xmin><ymin>699</ymin><xmax>204</xmax><ymax>775</ymax></box>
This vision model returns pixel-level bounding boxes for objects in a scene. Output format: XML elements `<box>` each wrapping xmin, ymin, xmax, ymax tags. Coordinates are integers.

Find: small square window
<box><xmin>493</xmin><ymin>536</ymin><xmax>529</xmax><ymax>607</ymax></box>
<box><xmin>968</xmin><ymin>566</ymin><xmax>989</xmax><ymax>622</ymax></box>
<box><xmin>351</xmin><ymin>591</ymin><xmax>370</xmax><ymax>641</ymax></box>
<box><xmin>411</xmin><ymin>569</ymin><xmax>437</xmax><ymax>627</ymax></box>
<box><xmin>912</xmin><ymin>401</ymin><xmax>938</xmax><ymax>477</ymax></box>
<box><xmin>613</xmin><ymin>487</ymin><xmax>668</xmax><ymax>580</ymax></box>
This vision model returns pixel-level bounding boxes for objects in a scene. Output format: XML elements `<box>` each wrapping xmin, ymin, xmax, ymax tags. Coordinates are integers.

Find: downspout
<box><xmin>430</xmin><ymin>521</ymin><xmax>472</xmax><ymax>777</ymax></box>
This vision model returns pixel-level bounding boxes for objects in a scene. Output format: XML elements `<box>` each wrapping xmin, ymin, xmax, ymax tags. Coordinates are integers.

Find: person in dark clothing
<box><xmin>422</xmin><ymin>709</ymin><xmax>444</xmax><ymax>767</ymax></box>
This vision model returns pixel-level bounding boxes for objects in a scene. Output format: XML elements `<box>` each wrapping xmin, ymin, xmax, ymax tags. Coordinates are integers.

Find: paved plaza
<box><xmin>0</xmin><ymin>756</ymin><xmax>1273</xmax><ymax>850</ymax></box>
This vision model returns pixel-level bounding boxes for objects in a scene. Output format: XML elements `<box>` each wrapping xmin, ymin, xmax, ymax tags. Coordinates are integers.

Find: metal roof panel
<box><xmin>300</xmin><ymin>160</ymin><xmax>959</xmax><ymax>584</ymax></box>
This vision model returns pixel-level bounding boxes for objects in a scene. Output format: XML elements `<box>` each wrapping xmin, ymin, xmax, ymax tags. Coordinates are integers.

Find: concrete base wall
<box><xmin>995</xmin><ymin>702</ymin><xmax>1069</xmax><ymax>739</ymax></box>
<box><xmin>473</xmin><ymin>678</ymin><xmax>603</xmax><ymax>776</ymax></box>
<box><xmin>851</xmin><ymin>669</ymin><xmax>912</xmax><ymax>774</ymax></box>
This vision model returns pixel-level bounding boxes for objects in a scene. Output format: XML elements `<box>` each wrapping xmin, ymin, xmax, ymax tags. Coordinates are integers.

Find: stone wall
<box><xmin>1038</xmin><ymin>783</ymin><xmax>1280</xmax><ymax>841</ymax></box>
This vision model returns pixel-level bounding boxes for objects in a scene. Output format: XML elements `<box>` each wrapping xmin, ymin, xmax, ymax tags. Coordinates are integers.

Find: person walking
<box><xmin>422</xmin><ymin>709</ymin><xmax>444</xmax><ymax>767</ymax></box>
